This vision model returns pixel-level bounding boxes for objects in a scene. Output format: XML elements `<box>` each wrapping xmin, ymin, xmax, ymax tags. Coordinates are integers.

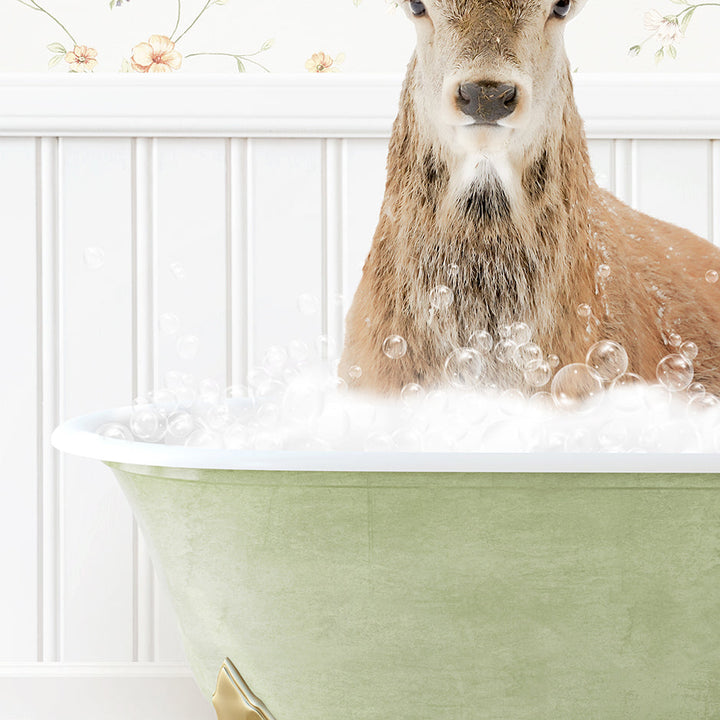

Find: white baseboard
<box><xmin>0</xmin><ymin>664</ymin><xmax>215</xmax><ymax>720</ymax></box>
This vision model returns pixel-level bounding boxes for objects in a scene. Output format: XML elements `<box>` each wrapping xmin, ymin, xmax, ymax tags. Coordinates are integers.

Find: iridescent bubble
<box><xmin>510</xmin><ymin>322</ymin><xmax>532</xmax><ymax>345</ymax></box>
<box><xmin>680</xmin><ymin>341</ymin><xmax>698</xmax><ymax>361</ymax></box>
<box><xmin>429</xmin><ymin>285</ymin><xmax>454</xmax><ymax>311</ymax></box>
<box><xmin>166</xmin><ymin>411</ymin><xmax>195</xmax><ymax>440</ymax></box>
<box><xmin>297</xmin><ymin>293</ymin><xmax>320</xmax><ymax>316</ymax></box>
<box><xmin>382</xmin><ymin>335</ymin><xmax>407</xmax><ymax>360</ymax></box>
<box><xmin>597</xmin><ymin>264</ymin><xmax>611</xmax><ymax>280</ymax></box>
<box><xmin>577</xmin><ymin>303</ymin><xmax>592</xmax><ymax>318</ymax></box>
<box><xmin>83</xmin><ymin>246</ymin><xmax>105</xmax><ymax>270</ymax></box>
<box><xmin>551</xmin><ymin>363</ymin><xmax>604</xmax><ymax>412</ymax></box>
<box><xmin>97</xmin><ymin>422</ymin><xmax>133</xmax><ymax>441</ymax></box>
<box><xmin>444</xmin><ymin>348</ymin><xmax>485</xmax><ymax>388</ymax></box>
<box><xmin>401</xmin><ymin>383</ymin><xmax>425</xmax><ymax>407</ymax></box>
<box><xmin>176</xmin><ymin>334</ymin><xmax>199</xmax><ymax>360</ymax></box>
<box><xmin>524</xmin><ymin>361</ymin><xmax>552</xmax><ymax>388</ymax></box>
<box><xmin>495</xmin><ymin>339</ymin><xmax>517</xmax><ymax>364</ymax></box>
<box><xmin>469</xmin><ymin>330</ymin><xmax>493</xmax><ymax>354</ymax></box>
<box><xmin>170</xmin><ymin>262</ymin><xmax>186</xmax><ymax>280</ymax></box>
<box><xmin>585</xmin><ymin>340</ymin><xmax>628</xmax><ymax>382</ymax></box>
<box><xmin>348</xmin><ymin>365</ymin><xmax>363</xmax><ymax>381</ymax></box>
<box><xmin>656</xmin><ymin>353</ymin><xmax>693</xmax><ymax>392</ymax></box>
<box><xmin>159</xmin><ymin>313</ymin><xmax>180</xmax><ymax>336</ymax></box>
<box><xmin>706</xmin><ymin>270</ymin><xmax>719</xmax><ymax>284</ymax></box>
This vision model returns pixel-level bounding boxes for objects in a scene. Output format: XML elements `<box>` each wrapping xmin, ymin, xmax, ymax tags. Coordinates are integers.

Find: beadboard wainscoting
<box><xmin>1</xmin><ymin>74</ymin><xmax>720</xmax><ymax>719</ymax></box>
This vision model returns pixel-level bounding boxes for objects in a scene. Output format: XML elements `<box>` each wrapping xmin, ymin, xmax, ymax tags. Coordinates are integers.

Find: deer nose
<box><xmin>457</xmin><ymin>82</ymin><xmax>518</xmax><ymax>123</ymax></box>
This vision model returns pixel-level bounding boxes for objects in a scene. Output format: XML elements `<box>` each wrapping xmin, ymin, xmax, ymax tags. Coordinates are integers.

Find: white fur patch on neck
<box><xmin>452</xmin><ymin>151</ymin><xmax>522</xmax><ymax>210</ymax></box>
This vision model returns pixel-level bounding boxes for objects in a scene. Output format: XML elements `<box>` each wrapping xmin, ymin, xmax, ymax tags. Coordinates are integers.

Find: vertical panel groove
<box><xmin>245</xmin><ymin>139</ymin><xmax>254</xmax><ymax>379</ymax></box>
<box><xmin>228</xmin><ymin>138</ymin><xmax>250</xmax><ymax>388</ymax></box>
<box><xmin>35</xmin><ymin>137</ymin><xmax>44</xmax><ymax>663</ymax></box>
<box><xmin>39</xmin><ymin>136</ymin><xmax>60</xmax><ymax>662</ymax></box>
<box><xmin>132</xmin><ymin>137</ymin><xmax>156</xmax><ymax>663</ymax></box>
<box><xmin>711</xmin><ymin>140</ymin><xmax>720</xmax><ymax>246</ymax></box>
<box><xmin>613</xmin><ymin>139</ymin><xmax>635</xmax><ymax>207</ymax></box>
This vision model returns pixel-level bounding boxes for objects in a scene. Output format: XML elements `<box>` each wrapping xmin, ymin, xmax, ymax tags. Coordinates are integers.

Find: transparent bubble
<box><xmin>524</xmin><ymin>361</ymin><xmax>552</xmax><ymax>388</ymax></box>
<box><xmin>691</xmin><ymin>393</ymin><xmax>719</xmax><ymax>411</ymax></box>
<box><xmin>510</xmin><ymin>322</ymin><xmax>532</xmax><ymax>345</ymax></box>
<box><xmin>547</xmin><ymin>354</ymin><xmax>560</xmax><ymax>369</ymax></box>
<box><xmin>297</xmin><ymin>293</ymin><xmax>319</xmax><ymax>316</ymax></box>
<box><xmin>680</xmin><ymin>341</ymin><xmax>698</xmax><ymax>361</ymax></box>
<box><xmin>597</xmin><ymin>264</ymin><xmax>611</xmax><ymax>280</ymax></box>
<box><xmin>170</xmin><ymin>262</ymin><xmax>186</xmax><ymax>280</ymax></box>
<box><xmin>130</xmin><ymin>405</ymin><xmax>163</xmax><ymax>440</ymax></box>
<box><xmin>348</xmin><ymin>365</ymin><xmax>363</xmax><ymax>381</ymax></box>
<box><xmin>469</xmin><ymin>330</ymin><xmax>493</xmax><ymax>354</ymax></box>
<box><xmin>159</xmin><ymin>313</ymin><xmax>180</xmax><ymax>336</ymax></box>
<box><xmin>288</xmin><ymin>340</ymin><xmax>311</xmax><ymax>364</ymax></box>
<box><xmin>382</xmin><ymin>335</ymin><xmax>407</xmax><ymax>360</ymax></box>
<box><xmin>495</xmin><ymin>339</ymin><xmax>517</xmax><ymax>364</ymax></box>
<box><xmin>185</xmin><ymin>428</ymin><xmax>220</xmax><ymax>448</ymax></box>
<box><xmin>514</xmin><ymin>342</ymin><xmax>543</xmax><ymax>370</ymax></box>
<box><xmin>687</xmin><ymin>382</ymin><xmax>705</xmax><ymax>400</ymax></box>
<box><xmin>610</xmin><ymin>373</ymin><xmax>647</xmax><ymax>411</ymax></box>
<box><xmin>424</xmin><ymin>390</ymin><xmax>449</xmax><ymax>414</ymax></box>
<box><xmin>444</xmin><ymin>348</ymin><xmax>485</xmax><ymax>388</ymax></box>
<box><xmin>551</xmin><ymin>363</ymin><xmax>604</xmax><ymax>412</ymax></box>
<box><xmin>247</xmin><ymin>367</ymin><xmax>271</xmax><ymax>391</ymax></box>
<box><xmin>430</xmin><ymin>285</ymin><xmax>454</xmax><ymax>311</ymax></box>
<box><xmin>198</xmin><ymin>378</ymin><xmax>221</xmax><ymax>404</ymax></box>
<box><xmin>585</xmin><ymin>340</ymin><xmax>628</xmax><ymax>382</ymax></box>
<box><xmin>224</xmin><ymin>423</ymin><xmax>252</xmax><ymax>450</ymax></box>
<box><xmin>576</xmin><ymin>303</ymin><xmax>592</xmax><ymax>318</ymax></box>
<box><xmin>264</xmin><ymin>345</ymin><xmax>289</xmax><ymax>374</ymax></box>
<box><xmin>401</xmin><ymin>383</ymin><xmax>425</xmax><ymax>407</ymax></box>
<box><xmin>204</xmin><ymin>403</ymin><xmax>232</xmax><ymax>431</ymax></box>
<box><xmin>166</xmin><ymin>411</ymin><xmax>195</xmax><ymax>439</ymax></box>
<box><xmin>176</xmin><ymin>334</ymin><xmax>199</xmax><ymax>360</ymax></box>
<box><xmin>150</xmin><ymin>389</ymin><xmax>178</xmax><ymax>415</ymax></box>
<box><xmin>174</xmin><ymin>385</ymin><xmax>196</xmax><ymax>409</ymax></box>
<box><xmin>83</xmin><ymin>246</ymin><xmax>105</xmax><ymax>270</ymax></box>
<box><xmin>668</xmin><ymin>332</ymin><xmax>682</xmax><ymax>348</ymax></box>
<box><xmin>164</xmin><ymin>370</ymin><xmax>184</xmax><ymax>390</ymax></box>
<box><xmin>498</xmin><ymin>324</ymin><xmax>512</xmax><ymax>339</ymax></box>
<box><xmin>283</xmin><ymin>377</ymin><xmax>325</xmax><ymax>423</ymax></box>
<box><xmin>97</xmin><ymin>422</ymin><xmax>133</xmax><ymax>441</ymax></box>
<box><xmin>656</xmin><ymin>354</ymin><xmax>693</xmax><ymax>392</ymax></box>
<box><xmin>706</xmin><ymin>270</ymin><xmax>719</xmax><ymax>284</ymax></box>
<box><xmin>530</xmin><ymin>391</ymin><xmax>553</xmax><ymax>407</ymax></box>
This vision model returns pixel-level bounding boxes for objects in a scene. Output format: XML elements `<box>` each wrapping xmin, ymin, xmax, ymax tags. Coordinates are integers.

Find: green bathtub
<box><xmin>53</xmin><ymin>408</ymin><xmax>720</xmax><ymax>720</ymax></box>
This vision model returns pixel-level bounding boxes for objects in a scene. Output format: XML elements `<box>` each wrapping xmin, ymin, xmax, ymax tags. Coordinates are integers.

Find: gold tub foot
<box><xmin>212</xmin><ymin>658</ymin><xmax>277</xmax><ymax>720</ymax></box>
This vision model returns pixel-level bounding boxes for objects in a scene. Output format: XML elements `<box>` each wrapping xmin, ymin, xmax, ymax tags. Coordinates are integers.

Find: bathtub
<box><xmin>52</xmin><ymin>406</ymin><xmax>720</xmax><ymax>720</ymax></box>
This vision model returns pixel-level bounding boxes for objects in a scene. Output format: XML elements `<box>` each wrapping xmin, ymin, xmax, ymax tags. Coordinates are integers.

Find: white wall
<box><xmin>1</xmin><ymin>0</ymin><xmax>720</xmax><ymax>74</ymax></box>
<box><xmin>1</xmin><ymin>74</ymin><xmax>720</xmax><ymax>718</ymax></box>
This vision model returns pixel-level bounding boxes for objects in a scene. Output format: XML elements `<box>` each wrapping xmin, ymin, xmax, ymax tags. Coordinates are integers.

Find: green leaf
<box><xmin>654</xmin><ymin>47</ymin><xmax>665</xmax><ymax>64</ymax></box>
<box><xmin>668</xmin><ymin>0</ymin><xmax>688</xmax><ymax>5</ymax></box>
<box><xmin>680</xmin><ymin>7</ymin><xmax>695</xmax><ymax>32</ymax></box>
<box><xmin>668</xmin><ymin>44</ymin><xmax>678</xmax><ymax>59</ymax></box>
<box><xmin>235</xmin><ymin>57</ymin><xmax>246</xmax><ymax>72</ymax></box>
<box><xmin>628</xmin><ymin>45</ymin><xmax>642</xmax><ymax>56</ymax></box>
<box><xmin>47</xmin><ymin>42</ymin><xmax>66</xmax><ymax>53</ymax></box>
<box><xmin>48</xmin><ymin>54</ymin><xmax>65</xmax><ymax>69</ymax></box>
<box><xmin>261</xmin><ymin>37</ymin><xmax>274</xmax><ymax>51</ymax></box>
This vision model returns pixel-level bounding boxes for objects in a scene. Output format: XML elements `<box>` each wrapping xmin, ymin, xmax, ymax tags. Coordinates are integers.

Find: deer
<box><xmin>338</xmin><ymin>0</ymin><xmax>720</xmax><ymax>397</ymax></box>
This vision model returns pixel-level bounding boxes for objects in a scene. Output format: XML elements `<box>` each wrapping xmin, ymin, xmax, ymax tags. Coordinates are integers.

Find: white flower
<box><xmin>644</xmin><ymin>9</ymin><xmax>684</xmax><ymax>48</ymax></box>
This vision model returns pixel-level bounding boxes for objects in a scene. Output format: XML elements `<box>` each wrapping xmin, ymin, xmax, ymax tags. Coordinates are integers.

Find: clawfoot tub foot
<box><xmin>212</xmin><ymin>658</ymin><xmax>277</xmax><ymax>720</ymax></box>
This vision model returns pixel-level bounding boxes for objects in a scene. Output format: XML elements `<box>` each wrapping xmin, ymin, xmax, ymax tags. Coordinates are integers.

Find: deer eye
<box><xmin>552</xmin><ymin>0</ymin><xmax>571</xmax><ymax>18</ymax></box>
<box><xmin>409</xmin><ymin>1</ymin><xmax>427</xmax><ymax>16</ymax></box>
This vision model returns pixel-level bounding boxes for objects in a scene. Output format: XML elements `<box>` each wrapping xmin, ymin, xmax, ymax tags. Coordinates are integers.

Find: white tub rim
<box><xmin>50</xmin><ymin>405</ymin><xmax>720</xmax><ymax>474</ymax></box>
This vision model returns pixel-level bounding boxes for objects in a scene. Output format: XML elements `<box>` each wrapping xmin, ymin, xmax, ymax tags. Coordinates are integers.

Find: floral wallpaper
<box><xmin>1</xmin><ymin>0</ymin><xmax>720</xmax><ymax>74</ymax></box>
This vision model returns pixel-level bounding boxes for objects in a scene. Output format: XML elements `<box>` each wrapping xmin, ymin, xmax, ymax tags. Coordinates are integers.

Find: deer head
<box><xmin>400</xmin><ymin>0</ymin><xmax>588</xmax><ymax>199</ymax></box>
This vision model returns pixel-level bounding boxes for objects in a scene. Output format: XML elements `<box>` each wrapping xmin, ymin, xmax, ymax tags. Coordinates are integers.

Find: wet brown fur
<box><xmin>340</xmin><ymin>4</ymin><xmax>720</xmax><ymax>395</ymax></box>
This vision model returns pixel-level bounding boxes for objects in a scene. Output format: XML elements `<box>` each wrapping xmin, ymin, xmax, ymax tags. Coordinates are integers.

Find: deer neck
<box><xmin>378</xmin><ymin>64</ymin><xmax>597</xmax><ymax>345</ymax></box>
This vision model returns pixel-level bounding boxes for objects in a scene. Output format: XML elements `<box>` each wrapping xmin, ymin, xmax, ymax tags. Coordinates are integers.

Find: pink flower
<box><xmin>644</xmin><ymin>10</ymin><xmax>683</xmax><ymax>49</ymax></box>
<box><xmin>304</xmin><ymin>51</ymin><xmax>345</xmax><ymax>73</ymax></box>
<box><xmin>64</xmin><ymin>45</ymin><xmax>98</xmax><ymax>72</ymax></box>
<box><xmin>131</xmin><ymin>35</ymin><xmax>182</xmax><ymax>73</ymax></box>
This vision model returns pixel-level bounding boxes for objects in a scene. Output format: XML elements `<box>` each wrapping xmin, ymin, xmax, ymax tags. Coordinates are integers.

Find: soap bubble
<box><xmin>585</xmin><ymin>340</ymin><xmax>628</xmax><ymax>382</ymax></box>
<box><xmin>97</xmin><ymin>422</ymin><xmax>133</xmax><ymax>441</ymax></box>
<box><xmin>170</xmin><ymin>262</ymin><xmax>186</xmax><ymax>280</ymax></box>
<box><xmin>706</xmin><ymin>270</ymin><xmax>719</xmax><ymax>284</ymax></box>
<box><xmin>166</xmin><ymin>411</ymin><xmax>195</xmax><ymax>440</ymax></box>
<box><xmin>205</xmin><ymin>403</ymin><xmax>233</xmax><ymax>431</ymax></box>
<box><xmin>198</xmin><ymin>378</ymin><xmax>221</xmax><ymax>404</ymax></box>
<box><xmin>392</xmin><ymin>428</ymin><xmax>422</xmax><ymax>451</ymax></box>
<box><xmin>288</xmin><ymin>340</ymin><xmax>311</xmax><ymax>364</ymax></box>
<box><xmin>680</xmin><ymin>341</ymin><xmax>698</xmax><ymax>361</ymax></box>
<box><xmin>401</xmin><ymin>383</ymin><xmax>425</xmax><ymax>407</ymax></box>
<box><xmin>297</xmin><ymin>293</ymin><xmax>319</xmax><ymax>316</ymax></box>
<box><xmin>656</xmin><ymin>354</ymin><xmax>693</xmax><ymax>392</ymax></box>
<box><xmin>687</xmin><ymin>382</ymin><xmax>705</xmax><ymax>400</ymax></box>
<box><xmin>185</xmin><ymin>428</ymin><xmax>220</xmax><ymax>448</ymax></box>
<box><xmin>283</xmin><ymin>377</ymin><xmax>324</xmax><ymax>422</ymax></box>
<box><xmin>668</xmin><ymin>332</ymin><xmax>682</xmax><ymax>348</ymax></box>
<box><xmin>524</xmin><ymin>361</ymin><xmax>552</xmax><ymax>388</ymax></box>
<box><xmin>444</xmin><ymin>348</ymin><xmax>485</xmax><ymax>388</ymax></box>
<box><xmin>510</xmin><ymin>322</ymin><xmax>532</xmax><ymax>345</ymax></box>
<box><xmin>317</xmin><ymin>404</ymin><xmax>351</xmax><ymax>443</ymax></box>
<box><xmin>448</xmin><ymin>263</ymin><xmax>460</xmax><ymax>278</ymax></box>
<box><xmin>176</xmin><ymin>334</ymin><xmax>199</xmax><ymax>360</ymax></box>
<box><xmin>429</xmin><ymin>285</ymin><xmax>454</xmax><ymax>311</ymax></box>
<box><xmin>130</xmin><ymin>405</ymin><xmax>163</xmax><ymax>440</ymax></box>
<box><xmin>577</xmin><ymin>303</ymin><xmax>592</xmax><ymax>318</ymax></box>
<box><xmin>164</xmin><ymin>370</ymin><xmax>184</xmax><ymax>390</ymax></box>
<box><xmin>547</xmin><ymin>354</ymin><xmax>560</xmax><ymax>369</ymax></box>
<box><xmin>498</xmin><ymin>325</ymin><xmax>512</xmax><ymax>339</ymax></box>
<box><xmin>382</xmin><ymin>335</ymin><xmax>407</xmax><ymax>360</ymax></box>
<box><xmin>348</xmin><ymin>365</ymin><xmax>363</xmax><ymax>381</ymax></box>
<box><xmin>264</xmin><ymin>345</ymin><xmax>289</xmax><ymax>375</ymax></box>
<box><xmin>469</xmin><ymin>330</ymin><xmax>493</xmax><ymax>354</ymax></box>
<box><xmin>150</xmin><ymin>389</ymin><xmax>178</xmax><ymax>415</ymax></box>
<box><xmin>224</xmin><ymin>423</ymin><xmax>252</xmax><ymax>449</ymax></box>
<box><xmin>514</xmin><ymin>342</ymin><xmax>543</xmax><ymax>370</ymax></box>
<box><xmin>159</xmin><ymin>313</ymin><xmax>180</xmax><ymax>336</ymax></box>
<box><xmin>691</xmin><ymin>393</ymin><xmax>719</xmax><ymax>410</ymax></box>
<box><xmin>551</xmin><ymin>364</ymin><xmax>604</xmax><ymax>412</ymax></box>
<box><xmin>495</xmin><ymin>339</ymin><xmax>517</xmax><ymax>364</ymax></box>
<box><xmin>597</xmin><ymin>264</ymin><xmax>611</xmax><ymax>280</ymax></box>
<box><xmin>83</xmin><ymin>247</ymin><xmax>105</xmax><ymax>270</ymax></box>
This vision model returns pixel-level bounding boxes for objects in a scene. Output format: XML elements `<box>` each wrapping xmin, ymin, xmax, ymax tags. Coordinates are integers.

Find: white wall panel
<box><xmin>250</xmin><ymin>138</ymin><xmax>323</xmax><ymax>363</ymax></box>
<box><xmin>0</xmin><ymin>138</ymin><xmax>38</xmax><ymax>662</ymax></box>
<box><xmin>634</xmin><ymin>139</ymin><xmax>711</xmax><ymax>240</ymax></box>
<box><xmin>587</xmin><ymin>139</ymin><xmax>614</xmax><ymax>193</ymax></box>
<box><xmin>59</xmin><ymin>138</ymin><xmax>135</xmax><ymax>662</ymax></box>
